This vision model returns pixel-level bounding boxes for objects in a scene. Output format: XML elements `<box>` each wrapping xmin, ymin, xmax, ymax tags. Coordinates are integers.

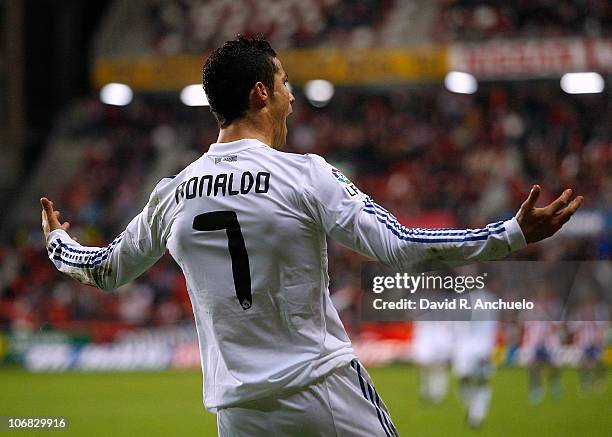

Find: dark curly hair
<box><xmin>203</xmin><ymin>36</ymin><xmax>278</xmax><ymax>128</ymax></box>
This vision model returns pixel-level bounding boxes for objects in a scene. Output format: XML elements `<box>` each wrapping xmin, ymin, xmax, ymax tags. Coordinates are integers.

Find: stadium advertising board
<box><xmin>93</xmin><ymin>47</ymin><xmax>448</xmax><ymax>90</ymax></box>
<box><xmin>451</xmin><ymin>38</ymin><xmax>612</xmax><ymax>79</ymax></box>
<box><xmin>92</xmin><ymin>38</ymin><xmax>611</xmax><ymax>90</ymax></box>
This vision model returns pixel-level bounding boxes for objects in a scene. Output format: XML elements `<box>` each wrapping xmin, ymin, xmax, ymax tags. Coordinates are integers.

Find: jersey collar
<box><xmin>207</xmin><ymin>139</ymin><xmax>269</xmax><ymax>155</ymax></box>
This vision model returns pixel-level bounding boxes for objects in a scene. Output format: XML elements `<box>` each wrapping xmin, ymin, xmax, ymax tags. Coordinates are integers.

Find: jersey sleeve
<box><xmin>301</xmin><ymin>154</ymin><xmax>527</xmax><ymax>272</ymax></box>
<box><xmin>45</xmin><ymin>182</ymin><xmax>170</xmax><ymax>291</ymax></box>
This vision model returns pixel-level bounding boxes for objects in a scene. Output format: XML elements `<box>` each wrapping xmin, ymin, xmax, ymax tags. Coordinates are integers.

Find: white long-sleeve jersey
<box><xmin>46</xmin><ymin>138</ymin><xmax>527</xmax><ymax>411</ymax></box>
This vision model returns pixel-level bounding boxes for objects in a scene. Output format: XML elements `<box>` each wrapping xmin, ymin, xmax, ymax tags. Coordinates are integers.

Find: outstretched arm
<box><xmin>302</xmin><ymin>155</ymin><xmax>583</xmax><ymax>271</ymax></box>
<box><xmin>41</xmin><ymin>190</ymin><xmax>168</xmax><ymax>291</ymax></box>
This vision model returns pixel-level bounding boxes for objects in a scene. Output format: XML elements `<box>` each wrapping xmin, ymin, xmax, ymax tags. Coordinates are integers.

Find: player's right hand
<box><xmin>40</xmin><ymin>197</ymin><xmax>77</xmax><ymax>242</ymax></box>
<box><xmin>515</xmin><ymin>185</ymin><xmax>583</xmax><ymax>244</ymax></box>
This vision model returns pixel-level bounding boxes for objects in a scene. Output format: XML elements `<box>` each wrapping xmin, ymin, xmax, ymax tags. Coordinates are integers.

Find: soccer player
<box><xmin>411</xmin><ymin>320</ymin><xmax>454</xmax><ymax>404</ymax></box>
<box><xmin>40</xmin><ymin>36</ymin><xmax>583</xmax><ymax>436</ymax></box>
<box><xmin>520</xmin><ymin>292</ymin><xmax>564</xmax><ymax>405</ymax></box>
<box><xmin>451</xmin><ymin>289</ymin><xmax>499</xmax><ymax>428</ymax></box>
<box><xmin>568</xmin><ymin>296</ymin><xmax>609</xmax><ymax>393</ymax></box>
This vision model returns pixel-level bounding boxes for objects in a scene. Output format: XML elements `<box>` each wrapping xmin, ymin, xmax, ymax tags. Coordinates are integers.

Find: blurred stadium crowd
<box><xmin>0</xmin><ymin>0</ymin><xmax>610</xmax><ymax>355</ymax></box>
<box><xmin>113</xmin><ymin>0</ymin><xmax>612</xmax><ymax>54</ymax></box>
<box><xmin>149</xmin><ymin>0</ymin><xmax>396</xmax><ymax>52</ymax></box>
<box><xmin>433</xmin><ymin>0</ymin><xmax>612</xmax><ymax>41</ymax></box>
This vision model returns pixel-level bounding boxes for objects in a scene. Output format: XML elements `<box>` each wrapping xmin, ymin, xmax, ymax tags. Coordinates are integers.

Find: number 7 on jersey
<box><xmin>192</xmin><ymin>211</ymin><xmax>252</xmax><ymax>310</ymax></box>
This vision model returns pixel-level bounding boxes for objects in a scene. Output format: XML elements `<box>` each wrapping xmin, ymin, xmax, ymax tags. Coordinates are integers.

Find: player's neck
<box><xmin>216</xmin><ymin>115</ymin><xmax>274</xmax><ymax>149</ymax></box>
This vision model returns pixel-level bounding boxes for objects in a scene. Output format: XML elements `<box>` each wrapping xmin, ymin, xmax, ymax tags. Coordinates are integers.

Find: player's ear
<box><xmin>250</xmin><ymin>82</ymin><xmax>268</xmax><ymax>109</ymax></box>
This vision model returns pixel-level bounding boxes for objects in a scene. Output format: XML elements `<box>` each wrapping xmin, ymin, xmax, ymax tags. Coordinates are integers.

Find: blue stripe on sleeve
<box><xmin>49</xmin><ymin>241</ymin><xmax>98</xmax><ymax>255</ymax></box>
<box><xmin>364</xmin><ymin>206</ymin><xmax>503</xmax><ymax>236</ymax></box>
<box><xmin>49</xmin><ymin>234</ymin><xmax>124</xmax><ymax>269</ymax></box>
<box><xmin>53</xmin><ymin>252</ymin><xmax>110</xmax><ymax>268</ymax></box>
<box><xmin>364</xmin><ymin>207</ymin><xmax>504</xmax><ymax>239</ymax></box>
<box><xmin>364</xmin><ymin>199</ymin><xmax>504</xmax><ymax>237</ymax></box>
<box><xmin>362</xmin><ymin>204</ymin><xmax>505</xmax><ymax>243</ymax></box>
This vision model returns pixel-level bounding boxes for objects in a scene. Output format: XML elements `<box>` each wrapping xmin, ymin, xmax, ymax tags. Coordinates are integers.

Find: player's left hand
<box><xmin>40</xmin><ymin>197</ymin><xmax>77</xmax><ymax>242</ymax></box>
<box><xmin>515</xmin><ymin>185</ymin><xmax>583</xmax><ymax>244</ymax></box>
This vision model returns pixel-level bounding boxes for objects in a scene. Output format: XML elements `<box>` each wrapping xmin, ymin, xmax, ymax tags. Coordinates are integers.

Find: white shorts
<box><xmin>217</xmin><ymin>359</ymin><xmax>398</xmax><ymax>437</ymax></box>
<box><xmin>412</xmin><ymin>332</ymin><xmax>453</xmax><ymax>366</ymax></box>
<box><xmin>452</xmin><ymin>347</ymin><xmax>492</xmax><ymax>379</ymax></box>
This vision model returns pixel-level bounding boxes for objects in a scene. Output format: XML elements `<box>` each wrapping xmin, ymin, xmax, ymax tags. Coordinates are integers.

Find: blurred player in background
<box><xmin>520</xmin><ymin>288</ymin><xmax>564</xmax><ymax>404</ymax></box>
<box><xmin>40</xmin><ymin>36</ymin><xmax>583</xmax><ymax>436</ymax></box>
<box><xmin>412</xmin><ymin>320</ymin><xmax>454</xmax><ymax>404</ymax></box>
<box><xmin>568</xmin><ymin>295</ymin><xmax>610</xmax><ymax>393</ymax></box>
<box><xmin>451</xmin><ymin>289</ymin><xmax>499</xmax><ymax>428</ymax></box>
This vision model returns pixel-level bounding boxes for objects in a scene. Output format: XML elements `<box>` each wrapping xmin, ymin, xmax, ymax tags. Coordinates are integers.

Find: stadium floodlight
<box><xmin>444</xmin><ymin>71</ymin><xmax>478</xmax><ymax>94</ymax></box>
<box><xmin>180</xmin><ymin>84</ymin><xmax>209</xmax><ymax>106</ymax></box>
<box><xmin>560</xmin><ymin>72</ymin><xmax>605</xmax><ymax>94</ymax></box>
<box><xmin>100</xmin><ymin>83</ymin><xmax>133</xmax><ymax>106</ymax></box>
<box><xmin>304</xmin><ymin>79</ymin><xmax>334</xmax><ymax>108</ymax></box>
